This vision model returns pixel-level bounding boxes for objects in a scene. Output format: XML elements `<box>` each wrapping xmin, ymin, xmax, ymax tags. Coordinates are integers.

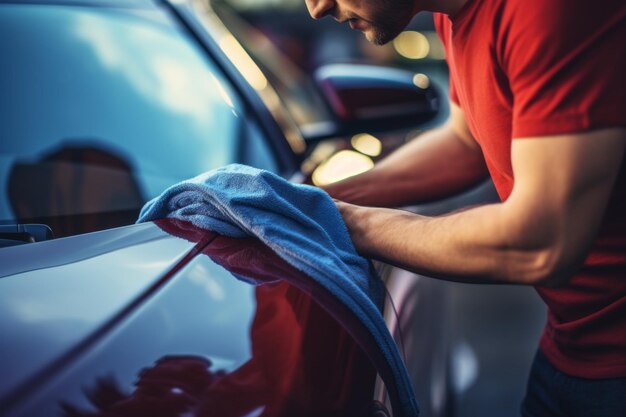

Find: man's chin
<box><xmin>363</xmin><ymin>31</ymin><xmax>398</xmax><ymax>46</ymax></box>
<box><xmin>364</xmin><ymin>28</ymin><xmax>401</xmax><ymax>46</ymax></box>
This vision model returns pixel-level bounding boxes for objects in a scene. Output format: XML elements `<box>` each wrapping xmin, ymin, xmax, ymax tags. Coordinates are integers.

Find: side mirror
<box><xmin>303</xmin><ymin>64</ymin><xmax>440</xmax><ymax>141</ymax></box>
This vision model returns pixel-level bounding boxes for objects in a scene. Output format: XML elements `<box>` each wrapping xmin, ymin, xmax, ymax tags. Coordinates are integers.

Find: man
<box><xmin>304</xmin><ymin>0</ymin><xmax>626</xmax><ymax>416</ymax></box>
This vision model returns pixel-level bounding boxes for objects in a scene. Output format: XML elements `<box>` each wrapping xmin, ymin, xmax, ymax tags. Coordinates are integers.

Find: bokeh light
<box><xmin>351</xmin><ymin>133</ymin><xmax>382</xmax><ymax>157</ymax></box>
<box><xmin>393</xmin><ymin>31</ymin><xmax>430</xmax><ymax>60</ymax></box>
<box><xmin>412</xmin><ymin>73</ymin><xmax>430</xmax><ymax>89</ymax></box>
<box><xmin>312</xmin><ymin>150</ymin><xmax>374</xmax><ymax>186</ymax></box>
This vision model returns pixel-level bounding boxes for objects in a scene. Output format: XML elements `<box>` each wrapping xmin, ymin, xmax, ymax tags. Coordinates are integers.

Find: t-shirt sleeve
<box><xmin>433</xmin><ymin>13</ymin><xmax>460</xmax><ymax>106</ymax></box>
<box><xmin>501</xmin><ymin>0</ymin><xmax>626</xmax><ymax>138</ymax></box>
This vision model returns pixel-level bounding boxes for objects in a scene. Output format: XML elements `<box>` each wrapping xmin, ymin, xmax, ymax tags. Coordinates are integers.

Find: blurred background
<box><xmin>209</xmin><ymin>1</ymin><xmax>547</xmax><ymax>416</ymax></box>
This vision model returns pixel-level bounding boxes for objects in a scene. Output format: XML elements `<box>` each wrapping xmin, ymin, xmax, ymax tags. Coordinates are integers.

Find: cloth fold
<box><xmin>137</xmin><ymin>164</ymin><xmax>419</xmax><ymax>416</ymax></box>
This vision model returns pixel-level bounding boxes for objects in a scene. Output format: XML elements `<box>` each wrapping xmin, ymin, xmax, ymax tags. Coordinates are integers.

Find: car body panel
<box><xmin>0</xmin><ymin>222</ymin><xmax>204</xmax><ymax>406</ymax></box>
<box><xmin>2</xmin><ymin>220</ymin><xmax>384</xmax><ymax>417</ymax></box>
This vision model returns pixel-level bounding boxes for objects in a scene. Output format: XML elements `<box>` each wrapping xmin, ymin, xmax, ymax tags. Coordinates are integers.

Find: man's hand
<box><xmin>335</xmin><ymin>128</ymin><xmax>626</xmax><ymax>287</ymax></box>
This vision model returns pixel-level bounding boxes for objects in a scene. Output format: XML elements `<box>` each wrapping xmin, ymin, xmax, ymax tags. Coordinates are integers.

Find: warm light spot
<box><xmin>412</xmin><ymin>73</ymin><xmax>430</xmax><ymax>89</ymax></box>
<box><xmin>312</xmin><ymin>150</ymin><xmax>374</xmax><ymax>186</ymax></box>
<box><xmin>218</xmin><ymin>34</ymin><xmax>267</xmax><ymax>90</ymax></box>
<box><xmin>393</xmin><ymin>31</ymin><xmax>430</xmax><ymax>60</ymax></box>
<box><xmin>351</xmin><ymin>133</ymin><xmax>382</xmax><ymax>157</ymax></box>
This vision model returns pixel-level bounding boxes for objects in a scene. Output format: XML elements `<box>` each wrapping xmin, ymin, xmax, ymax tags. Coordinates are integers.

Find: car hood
<box><xmin>0</xmin><ymin>220</ymin><xmax>393</xmax><ymax>417</ymax></box>
<box><xmin>0</xmin><ymin>222</ymin><xmax>208</xmax><ymax>402</ymax></box>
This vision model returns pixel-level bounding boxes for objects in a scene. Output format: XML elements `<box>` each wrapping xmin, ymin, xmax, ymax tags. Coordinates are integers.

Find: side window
<box><xmin>240</xmin><ymin>119</ymin><xmax>279</xmax><ymax>173</ymax></box>
<box><xmin>0</xmin><ymin>5</ymin><xmax>276</xmax><ymax>237</ymax></box>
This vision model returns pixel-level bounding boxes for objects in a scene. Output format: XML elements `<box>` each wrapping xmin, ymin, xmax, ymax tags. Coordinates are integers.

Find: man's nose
<box><xmin>305</xmin><ymin>0</ymin><xmax>335</xmax><ymax>20</ymax></box>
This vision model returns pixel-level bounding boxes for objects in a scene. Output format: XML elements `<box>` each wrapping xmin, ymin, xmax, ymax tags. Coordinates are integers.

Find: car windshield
<box><xmin>0</xmin><ymin>3</ymin><xmax>279</xmax><ymax>238</ymax></box>
<box><xmin>210</xmin><ymin>2</ymin><xmax>333</xmax><ymax>129</ymax></box>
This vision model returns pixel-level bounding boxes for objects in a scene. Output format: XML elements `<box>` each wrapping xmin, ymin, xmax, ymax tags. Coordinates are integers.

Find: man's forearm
<box><xmin>322</xmin><ymin>123</ymin><xmax>488</xmax><ymax>207</ymax></box>
<box><xmin>337</xmin><ymin>202</ymin><xmax>560</xmax><ymax>286</ymax></box>
<box><xmin>338</xmin><ymin>128</ymin><xmax>626</xmax><ymax>287</ymax></box>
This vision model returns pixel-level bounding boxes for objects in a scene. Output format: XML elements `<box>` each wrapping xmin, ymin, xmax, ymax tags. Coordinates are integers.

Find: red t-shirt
<box><xmin>434</xmin><ymin>0</ymin><xmax>626</xmax><ymax>378</ymax></box>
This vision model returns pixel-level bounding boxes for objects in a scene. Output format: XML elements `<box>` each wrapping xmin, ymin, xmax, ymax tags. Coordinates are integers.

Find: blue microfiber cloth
<box><xmin>137</xmin><ymin>164</ymin><xmax>419</xmax><ymax>416</ymax></box>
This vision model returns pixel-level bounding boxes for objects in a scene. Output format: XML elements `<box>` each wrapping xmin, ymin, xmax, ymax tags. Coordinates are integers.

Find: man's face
<box><xmin>305</xmin><ymin>0</ymin><xmax>417</xmax><ymax>45</ymax></box>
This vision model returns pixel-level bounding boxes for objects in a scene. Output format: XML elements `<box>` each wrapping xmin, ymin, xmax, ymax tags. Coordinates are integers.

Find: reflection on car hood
<box><xmin>1</xmin><ymin>219</ymin><xmax>388</xmax><ymax>417</ymax></box>
<box><xmin>0</xmin><ymin>222</ymin><xmax>204</xmax><ymax>402</ymax></box>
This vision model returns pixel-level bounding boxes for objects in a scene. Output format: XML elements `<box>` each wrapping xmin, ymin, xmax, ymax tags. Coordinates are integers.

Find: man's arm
<box><xmin>322</xmin><ymin>103</ymin><xmax>489</xmax><ymax>206</ymax></box>
<box><xmin>337</xmin><ymin>128</ymin><xmax>626</xmax><ymax>287</ymax></box>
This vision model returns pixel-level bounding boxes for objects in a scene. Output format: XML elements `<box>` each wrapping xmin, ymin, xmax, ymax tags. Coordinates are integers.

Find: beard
<box><xmin>367</xmin><ymin>22</ymin><xmax>406</xmax><ymax>45</ymax></box>
<box><xmin>365</xmin><ymin>0</ymin><xmax>416</xmax><ymax>45</ymax></box>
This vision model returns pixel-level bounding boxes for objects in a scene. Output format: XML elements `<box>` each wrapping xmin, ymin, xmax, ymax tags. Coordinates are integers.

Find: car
<box><xmin>0</xmin><ymin>0</ymin><xmax>496</xmax><ymax>415</ymax></box>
